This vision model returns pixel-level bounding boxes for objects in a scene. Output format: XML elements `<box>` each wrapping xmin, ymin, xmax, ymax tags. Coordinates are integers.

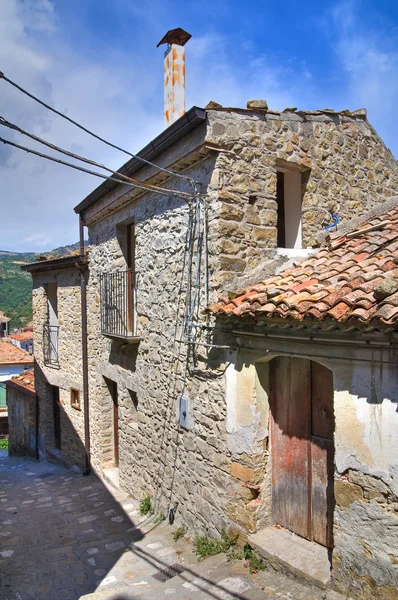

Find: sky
<box><xmin>1</xmin><ymin>0</ymin><xmax>398</xmax><ymax>252</ymax></box>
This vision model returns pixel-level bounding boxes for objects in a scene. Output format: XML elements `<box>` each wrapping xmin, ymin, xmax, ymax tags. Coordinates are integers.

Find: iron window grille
<box><xmin>100</xmin><ymin>270</ymin><xmax>137</xmax><ymax>338</ymax></box>
<box><xmin>43</xmin><ymin>324</ymin><xmax>59</xmax><ymax>366</ymax></box>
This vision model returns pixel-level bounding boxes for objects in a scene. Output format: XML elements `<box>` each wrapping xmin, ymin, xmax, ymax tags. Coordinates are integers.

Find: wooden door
<box><xmin>270</xmin><ymin>357</ymin><xmax>334</xmax><ymax>548</ymax></box>
<box><xmin>110</xmin><ymin>381</ymin><xmax>119</xmax><ymax>468</ymax></box>
<box><xmin>52</xmin><ymin>386</ymin><xmax>61</xmax><ymax>450</ymax></box>
<box><xmin>270</xmin><ymin>357</ymin><xmax>311</xmax><ymax>539</ymax></box>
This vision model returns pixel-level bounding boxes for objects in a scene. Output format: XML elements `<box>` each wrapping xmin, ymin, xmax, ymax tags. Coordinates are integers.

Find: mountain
<box><xmin>0</xmin><ymin>242</ymin><xmax>82</xmax><ymax>330</ymax></box>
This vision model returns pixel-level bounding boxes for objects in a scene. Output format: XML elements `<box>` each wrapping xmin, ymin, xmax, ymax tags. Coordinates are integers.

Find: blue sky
<box><xmin>1</xmin><ymin>0</ymin><xmax>398</xmax><ymax>251</ymax></box>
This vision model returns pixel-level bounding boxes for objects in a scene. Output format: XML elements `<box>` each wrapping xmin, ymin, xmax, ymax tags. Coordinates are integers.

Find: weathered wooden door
<box><xmin>270</xmin><ymin>357</ymin><xmax>334</xmax><ymax>548</ymax></box>
<box><xmin>52</xmin><ymin>385</ymin><xmax>61</xmax><ymax>450</ymax></box>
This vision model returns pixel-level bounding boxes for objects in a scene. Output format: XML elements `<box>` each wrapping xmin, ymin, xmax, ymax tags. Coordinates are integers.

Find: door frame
<box><xmin>52</xmin><ymin>385</ymin><xmax>61</xmax><ymax>450</ymax></box>
<box><xmin>109</xmin><ymin>380</ymin><xmax>119</xmax><ymax>468</ymax></box>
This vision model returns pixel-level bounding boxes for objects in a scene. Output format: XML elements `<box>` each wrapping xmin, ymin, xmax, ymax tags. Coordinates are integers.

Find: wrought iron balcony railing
<box><xmin>100</xmin><ymin>271</ymin><xmax>137</xmax><ymax>339</ymax></box>
<box><xmin>43</xmin><ymin>324</ymin><xmax>59</xmax><ymax>366</ymax></box>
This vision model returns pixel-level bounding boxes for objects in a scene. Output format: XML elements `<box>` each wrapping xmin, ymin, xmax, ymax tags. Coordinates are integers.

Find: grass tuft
<box><xmin>173</xmin><ymin>526</ymin><xmax>186</xmax><ymax>541</ymax></box>
<box><xmin>193</xmin><ymin>531</ymin><xmax>238</xmax><ymax>560</ymax></box>
<box><xmin>139</xmin><ymin>494</ymin><xmax>153</xmax><ymax>516</ymax></box>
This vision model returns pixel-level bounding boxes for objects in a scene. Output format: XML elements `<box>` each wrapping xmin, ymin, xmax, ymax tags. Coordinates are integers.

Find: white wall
<box><xmin>0</xmin><ymin>364</ymin><xmax>30</xmax><ymax>383</ymax></box>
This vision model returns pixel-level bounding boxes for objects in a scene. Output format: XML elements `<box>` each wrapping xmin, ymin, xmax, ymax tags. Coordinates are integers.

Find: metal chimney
<box><xmin>157</xmin><ymin>28</ymin><xmax>192</xmax><ymax>127</ymax></box>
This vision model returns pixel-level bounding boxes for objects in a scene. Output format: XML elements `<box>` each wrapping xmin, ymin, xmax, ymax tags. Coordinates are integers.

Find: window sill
<box><xmin>102</xmin><ymin>333</ymin><xmax>141</xmax><ymax>344</ymax></box>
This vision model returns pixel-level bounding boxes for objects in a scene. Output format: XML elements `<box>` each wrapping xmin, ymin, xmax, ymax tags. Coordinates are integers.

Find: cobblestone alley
<box><xmin>0</xmin><ymin>454</ymin><xmax>345</xmax><ymax>600</ymax></box>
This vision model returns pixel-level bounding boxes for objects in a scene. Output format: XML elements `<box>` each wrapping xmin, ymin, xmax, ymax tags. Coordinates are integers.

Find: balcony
<box><xmin>100</xmin><ymin>271</ymin><xmax>139</xmax><ymax>341</ymax></box>
<box><xmin>43</xmin><ymin>324</ymin><xmax>59</xmax><ymax>366</ymax></box>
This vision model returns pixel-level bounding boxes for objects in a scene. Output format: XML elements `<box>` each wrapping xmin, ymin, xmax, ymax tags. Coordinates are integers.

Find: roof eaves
<box><xmin>21</xmin><ymin>254</ymin><xmax>88</xmax><ymax>273</ymax></box>
<box><xmin>74</xmin><ymin>106</ymin><xmax>207</xmax><ymax>215</ymax></box>
<box><xmin>6</xmin><ymin>378</ymin><xmax>36</xmax><ymax>397</ymax></box>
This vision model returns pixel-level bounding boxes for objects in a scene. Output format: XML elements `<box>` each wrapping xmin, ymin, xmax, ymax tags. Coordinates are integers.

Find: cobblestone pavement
<box><xmin>0</xmin><ymin>455</ymin><xmax>345</xmax><ymax>600</ymax></box>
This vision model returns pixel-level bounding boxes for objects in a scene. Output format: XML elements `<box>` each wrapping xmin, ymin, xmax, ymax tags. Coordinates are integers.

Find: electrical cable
<box><xmin>0</xmin><ymin>117</ymin><xmax>193</xmax><ymax>200</ymax></box>
<box><xmin>0</xmin><ymin>70</ymin><xmax>197</xmax><ymax>185</ymax></box>
<box><xmin>0</xmin><ymin>136</ymin><xmax>192</xmax><ymax>201</ymax></box>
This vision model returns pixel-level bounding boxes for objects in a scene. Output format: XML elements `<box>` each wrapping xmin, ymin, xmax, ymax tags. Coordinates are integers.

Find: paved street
<box><xmin>0</xmin><ymin>454</ymin><xmax>344</xmax><ymax>600</ymax></box>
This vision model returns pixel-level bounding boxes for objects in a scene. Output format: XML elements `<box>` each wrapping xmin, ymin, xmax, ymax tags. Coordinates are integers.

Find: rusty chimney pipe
<box><xmin>157</xmin><ymin>28</ymin><xmax>192</xmax><ymax>127</ymax></box>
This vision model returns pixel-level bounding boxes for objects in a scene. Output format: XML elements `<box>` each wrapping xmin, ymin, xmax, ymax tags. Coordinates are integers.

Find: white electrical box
<box><xmin>178</xmin><ymin>395</ymin><xmax>189</xmax><ymax>429</ymax></box>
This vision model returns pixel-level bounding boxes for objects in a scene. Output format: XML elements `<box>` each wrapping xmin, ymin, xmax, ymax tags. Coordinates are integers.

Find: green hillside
<box><xmin>0</xmin><ymin>243</ymin><xmax>81</xmax><ymax>330</ymax></box>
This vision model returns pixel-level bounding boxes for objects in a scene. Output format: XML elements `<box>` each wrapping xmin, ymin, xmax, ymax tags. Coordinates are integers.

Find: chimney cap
<box><xmin>157</xmin><ymin>28</ymin><xmax>192</xmax><ymax>48</ymax></box>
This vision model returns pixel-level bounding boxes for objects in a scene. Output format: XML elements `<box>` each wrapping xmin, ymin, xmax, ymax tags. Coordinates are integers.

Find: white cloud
<box><xmin>330</xmin><ymin>1</ymin><xmax>398</xmax><ymax>152</ymax></box>
<box><xmin>22</xmin><ymin>233</ymin><xmax>52</xmax><ymax>249</ymax></box>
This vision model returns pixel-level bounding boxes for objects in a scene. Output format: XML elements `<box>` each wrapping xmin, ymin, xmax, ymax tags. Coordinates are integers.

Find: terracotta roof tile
<box><xmin>8</xmin><ymin>331</ymin><xmax>34</xmax><ymax>342</ymax></box>
<box><xmin>210</xmin><ymin>204</ymin><xmax>398</xmax><ymax>328</ymax></box>
<box><xmin>6</xmin><ymin>370</ymin><xmax>35</xmax><ymax>395</ymax></box>
<box><xmin>0</xmin><ymin>340</ymin><xmax>34</xmax><ymax>365</ymax></box>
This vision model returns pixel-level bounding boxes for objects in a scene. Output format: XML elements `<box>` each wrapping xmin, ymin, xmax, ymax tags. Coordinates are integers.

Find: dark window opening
<box><xmin>276</xmin><ymin>172</ymin><xmax>286</xmax><ymax>247</ymax></box>
<box><xmin>276</xmin><ymin>170</ymin><xmax>303</xmax><ymax>249</ymax></box>
<box><xmin>248</xmin><ymin>195</ymin><xmax>257</xmax><ymax>205</ymax></box>
<box><xmin>70</xmin><ymin>388</ymin><xmax>81</xmax><ymax>410</ymax></box>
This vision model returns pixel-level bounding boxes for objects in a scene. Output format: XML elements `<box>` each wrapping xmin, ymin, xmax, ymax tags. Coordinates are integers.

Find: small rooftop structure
<box><xmin>6</xmin><ymin>369</ymin><xmax>35</xmax><ymax>396</ymax></box>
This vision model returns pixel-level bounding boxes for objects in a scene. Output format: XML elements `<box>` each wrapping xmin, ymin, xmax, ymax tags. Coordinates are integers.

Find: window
<box><xmin>101</xmin><ymin>221</ymin><xmax>137</xmax><ymax>338</ymax></box>
<box><xmin>276</xmin><ymin>169</ymin><xmax>302</xmax><ymax>249</ymax></box>
<box><xmin>44</xmin><ymin>282</ymin><xmax>59</xmax><ymax>365</ymax></box>
<box><xmin>70</xmin><ymin>387</ymin><xmax>81</xmax><ymax>410</ymax></box>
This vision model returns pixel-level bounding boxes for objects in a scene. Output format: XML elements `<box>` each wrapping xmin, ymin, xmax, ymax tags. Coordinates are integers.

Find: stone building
<box><xmin>6</xmin><ymin>370</ymin><xmax>37</xmax><ymax>457</ymax></box>
<box><xmin>22</xmin><ymin>102</ymin><xmax>398</xmax><ymax>597</ymax></box>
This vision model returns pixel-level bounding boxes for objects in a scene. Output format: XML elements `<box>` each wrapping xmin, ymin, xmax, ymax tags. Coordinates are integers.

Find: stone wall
<box><xmin>83</xmin><ymin>153</ymin><xmax>242</xmax><ymax>535</ymax></box>
<box><xmin>32</xmin><ymin>267</ymin><xmax>86</xmax><ymax>470</ymax></box>
<box><xmin>206</xmin><ymin>108</ymin><xmax>398</xmax><ymax>287</ymax></box>
<box><xmin>7</xmin><ymin>386</ymin><xmax>35</xmax><ymax>456</ymax></box>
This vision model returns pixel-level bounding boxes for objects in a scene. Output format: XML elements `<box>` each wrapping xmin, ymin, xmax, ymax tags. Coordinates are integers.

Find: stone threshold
<box><xmin>46</xmin><ymin>447</ymin><xmax>64</xmax><ymax>466</ymax></box>
<box><xmin>249</xmin><ymin>526</ymin><xmax>331</xmax><ymax>589</ymax></box>
<box><xmin>102</xmin><ymin>466</ymin><xmax>120</xmax><ymax>490</ymax></box>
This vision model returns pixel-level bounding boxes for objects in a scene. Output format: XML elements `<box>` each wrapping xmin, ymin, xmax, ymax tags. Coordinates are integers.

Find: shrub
<box><xmin>139</xmin><ymin>494</ymin><xmax>153</xmax><ymax>516</ymax></box>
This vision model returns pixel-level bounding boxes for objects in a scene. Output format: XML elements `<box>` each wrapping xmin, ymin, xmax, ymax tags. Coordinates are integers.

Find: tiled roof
<box><xmin>6</xmin><ymin>370</ymin><xmax>35</xmax><ymax>395</ymax></box>
<box><xmin>210</xmin><ymin>206</ymin><xmax>398</xmax><ymax>329</ymax></box>
<box><xmin>9</xmin><ymin>331</ymin><xmax>34</xmax><ymax>342</ymax></box>
<box><xmin>0</xmin><ymin>340</ymin><xmax>34</xmax><ymax>365</ymax></box>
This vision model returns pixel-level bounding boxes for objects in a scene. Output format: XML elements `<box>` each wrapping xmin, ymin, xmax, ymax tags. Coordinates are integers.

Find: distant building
<box><xmin>0</xmin><ymin>340</ymin><xmax>34</xmax><ymax>439</ymax></box>
<box><xmin>6</xmin><ymin>370</ymin><xmax>37</xmax><ymax>456</ymax></box>
<box><xmin>9</xmin><ymin>330</ymin><xmax>34</xmax><ymax>355</ymax></box>
<box><xmin>0</xmin><ymin>313</ymin><xmax>10</xmax><ymax>338</ymax></box>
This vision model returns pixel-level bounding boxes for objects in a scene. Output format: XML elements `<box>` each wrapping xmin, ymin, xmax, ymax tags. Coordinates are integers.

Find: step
<box><xmin>102</xmin><ymin>467</ymin><xmax>119</xmax><ymax>490</ymax></box>
<box><xmin>249</xmin><ymin>526</ymin><xmax>331</xmax><ymax>589</ymax></box>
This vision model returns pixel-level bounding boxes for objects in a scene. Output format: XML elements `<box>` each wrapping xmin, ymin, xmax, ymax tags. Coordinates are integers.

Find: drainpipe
<box><xmin>79</xmin><ymin>212</ymin><xmax>91</xmax><ymax>475</ymax></box>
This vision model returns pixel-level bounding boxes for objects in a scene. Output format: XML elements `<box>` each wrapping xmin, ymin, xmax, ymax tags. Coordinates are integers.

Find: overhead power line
<box><xmin>0</xmin><ymin>116</ymin><xmax>193</xmax><ymax>200</ymax></box>
<box><xmin>0</xmin><ymin>136</ymin><xmax>193</xmax><ymax>201</ymax></box>
<box><xmin>0</xmin><ymin>71</ymin><xmax>197</xmax><ymax>185</ymax></box>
